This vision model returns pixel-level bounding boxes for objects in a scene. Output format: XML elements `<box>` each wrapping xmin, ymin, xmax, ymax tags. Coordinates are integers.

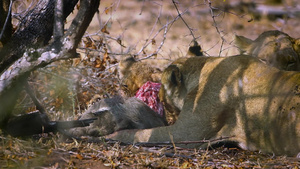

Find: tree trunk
<box><xmin>0</xmin><ymin>0</ymin><xmax>100</xmax><ymax>128</ymax></box>
<box><xmin>0</xmin><ymin>0</ymin><xmax>79</xmax><ymax>73</ymax></box>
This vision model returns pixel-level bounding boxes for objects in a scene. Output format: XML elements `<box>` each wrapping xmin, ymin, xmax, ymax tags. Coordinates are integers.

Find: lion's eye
<box><xmin>286</xmin><ymin>61</ymin><xmax>296</xmax><ymax>70</ymax></box>
<box><xmin>259</xmin><ymin>58</ymin><xmax>267</xmax><ymax>64</ymax></box>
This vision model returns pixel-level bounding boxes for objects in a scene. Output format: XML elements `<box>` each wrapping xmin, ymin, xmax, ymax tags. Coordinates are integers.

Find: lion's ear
<box><xmin>235</xmin><ymin>35</ymin><xmax>253</xmax><ymax>54</ymax></box>
<box><xmin>188</xmin><ymin>40</ymin><xmax>203</xmax><ymax>56</ymax></box>
<box><xmin>162</xmin><ymin>65</ymin><xmax>182</xmax><ymax>88</ymax></box>
<box><xmin>292</xmin><ymin>38</ymin><xmax>300</xmax><ymax>54</ymax></box>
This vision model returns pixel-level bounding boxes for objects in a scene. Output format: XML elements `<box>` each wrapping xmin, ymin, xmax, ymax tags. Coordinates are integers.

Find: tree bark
<box><xmin>0</xmin><ymin>0</ymin><xmax>79</xmax><ymax>74</ymax></box>
<box><xmin>0</xmin><ymin>0</ymin><xmax>12</xmax><ymax>45</ymax></box>
<box><xmin>0</xmin><ymin>0</ymin><xmax>100</xmax><ymax>128</ymax></box>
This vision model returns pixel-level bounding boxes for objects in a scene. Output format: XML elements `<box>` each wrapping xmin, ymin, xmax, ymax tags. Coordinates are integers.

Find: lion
<box><xmin>235</xmin><ymin>30</ymin><xmax>300</xmax><ymax>71</ymax></box>
<box><xmin>106</xmin><ymin>55</ymin><xmax>300</xmax><ymax>156</ymax></box>
<box><xmin>119</xmin><ymin>56</ymin><xmax>162</xmax><ymax>96</ymax></box>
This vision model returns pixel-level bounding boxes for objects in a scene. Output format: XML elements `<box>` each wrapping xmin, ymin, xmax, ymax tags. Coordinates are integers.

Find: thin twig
<box><xmin>104</xmin><ymin>3</ymin><xmax>188</xmax><ymax>70</ymax></box>
<box><xmin>133</xmin><ymin>136</ymin><xmax>234</xmax><ymax>147</ymax></box>
<box><xmin>138</xmin><ymin>9</ymin><xmax>189</xmax><ymax>61</ymax></box>
<box><xmin>139</xmin><ymin>0</ymin><xmax>146</xmax><ymax>15</ymax></box>
<box><xmin>87</xmin><ymin>136</ymin><xmax>235</xmax><ymax>147</ymax></box>
<box><xmin>139</xmin><ymin>21</ymin><xmax>168</xmax><ymax>61</ymax></box>
<box><xmin>24</xmin><ymin>81</ymin><xmax>46</xmax><ymax>114</ymax></box>
<box><xmin>172</xmin><ymin>0</ymin><xmax>196</xmax><ymax>41</ymax></box>
<box><xmin>0</xmin><ymin>0</ymin><xmax>13</xmax><ymax>41</ymax></box>
<box><xmin>136</xmin><ymin>2</ymin><xmax>163</xmax><ymax>56</ymax></box>
<box><xmin>207</xmin><ymin>0</ymin><xmax>226</xmax><ymax>56</ymax></box>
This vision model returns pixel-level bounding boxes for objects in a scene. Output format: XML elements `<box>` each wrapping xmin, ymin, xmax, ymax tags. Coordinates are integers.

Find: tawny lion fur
<box><xmin>107</xmin><ymin>55</ymin><xmax>300</xmax><ymax>156</ymax></box>
<box><xmin>119</xmin><ymin>56</ymin><xmax>161</xmax><ymax>96</ymax></box>
<box><xmin>235</xmin><ymin>30</ymin><xmax>300</xmax><ymax>71</ymax></box>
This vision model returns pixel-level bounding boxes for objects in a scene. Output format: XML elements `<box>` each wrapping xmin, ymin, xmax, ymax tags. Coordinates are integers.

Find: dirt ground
<box><xmin>1</xmin><ymin>0</ymin><xmax>300</xmax><ymax>168</ymax></box>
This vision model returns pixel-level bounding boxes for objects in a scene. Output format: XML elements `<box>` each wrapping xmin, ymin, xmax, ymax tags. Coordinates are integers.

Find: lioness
<box><xmin>106</xmin><ymin>55</ymin><xmax>300</xmax><ymax>156</ymax></box>
<box><xmin>119</xmin><ymin>56</ymin><xmax>162</xmax><ymax>96</ymax></box>
<box><xmin>235</xmin><ymin>30</ymin><xmax>300</xmax><ymax>71</ymax></box>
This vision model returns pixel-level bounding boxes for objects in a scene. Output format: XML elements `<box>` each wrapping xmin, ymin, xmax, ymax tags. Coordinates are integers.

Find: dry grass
<box><xmin>1</xmin><ymin>0</ymin><xmax>300</xmax><ymax>168</ymax></box>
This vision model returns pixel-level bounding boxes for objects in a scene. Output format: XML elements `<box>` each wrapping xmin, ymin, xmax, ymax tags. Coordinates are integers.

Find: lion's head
<box><xmin>235</xmin><ymin>30</ymin><xmax>300</xmax><ymax>71</ymax></box>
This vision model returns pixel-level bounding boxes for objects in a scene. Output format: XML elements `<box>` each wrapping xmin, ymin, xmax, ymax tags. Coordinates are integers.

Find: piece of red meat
<box><xmin>135</xmin><ymin>81</ymin><xmax>164</xmax><ymax>117</ymax></box>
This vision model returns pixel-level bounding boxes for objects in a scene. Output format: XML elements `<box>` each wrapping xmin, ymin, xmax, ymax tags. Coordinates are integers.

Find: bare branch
<box><xmin>65</xmin><ymin>0</ymin><xmax>100</xmax><ymax>50</ymax></box>
<box><xmin>0</xmin><ymin>0</ymin><xmax>79</xmax><ymax>74</ymax></box>
<box><xmin>139</xmin><ymin>22</ymin><xmax>168</xmax><ymax>61</ymax></box>
<box><xmin>0</xmin><ymin>0</ymin><xmax>100</xmax><ymax>126</ymax></box>
<box><xmin>0</xmin><ymin>0</ymin><xmax>12</xmax><ymax>43</ymax></box>
<box><xmin>136</xmin><ymin>3</ymin><xmax>163</xmax><ymax>56</ymax></box>
<box><xmin>137</xmin><ymin>9</ymin><xmax>188</xmax><ymax>61</ymax></box>
<box><xmin>24</xmin><ymin>81</ymin><xmax>46</xmax><ymax>114</ymax></box>
<box><xmin>207</xmin><ymin>0</ymin><xmax>226</xmax><ymax>57</ymax></box>
<box><xmin>134</xmin><ymin>136</ymin><xmax>234</xmax><ymax>147</ymax></box>
<box><xmin>88</xmin><ymin>136</ymin><xmax>235</xmax><ymax>147</ymax></box>
<box><xmin>53</xmin><ymin>0</ymin><xmax>64</xmax><ymax>52</ymax></box>
<box><xmin>0</xmin><ymin>0</ymin><xmax>100</xmax><ymax>92</ymax></box>
<box><xmin>172</xmin><ymin>0</ymin><xmax>196</xmax><ymax>41</ymax></box>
